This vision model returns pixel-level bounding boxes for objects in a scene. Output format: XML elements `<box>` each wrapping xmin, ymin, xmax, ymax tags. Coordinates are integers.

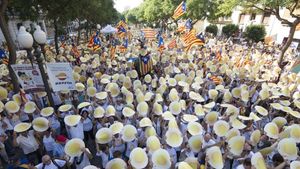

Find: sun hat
<box><xmin>32</xmin><ymin>117</ymin><xmax>49</xmax><ymax>132</ymax></box>
<box><xmin>213</xmin><ymin>120</ymin><xmax>230</xmax><ymax>137</ymax></box>
<box><xmin>129</xmin><ymin>147</ymin><xmax>148</xmax><ymax>169</ymax></box>
<box><xmin>152</xmin><ymin>149</ymin><xmax>171</xmax><ymax>169</ymax></box>
<box><xmin>205</xmin><ymin>111</ymin><xmax>218</xmax><ymax>125</ymax></box>
<box><xmin>194</xmin><ymin>104</ymin><xmax>205</xmax><ymax>116</ymax></box>
<box><xmin>207</xmin><ymin>146</ymin><xmax>223</xmax><ymax>169</ymax></box>
<box><xmin>106</xmin><ymin>158</ymin><xmax>127</xmax><ymax>169</ymax></box>
<box><xmin>0</xmin><ymin>86</ymin><xmax>7</xmax><ymax>100</ymax></box>
<box><xmin>5</xmin><ymin>101</ymin><xmax>20</xmax><ymax>113</ymax></box>
<box><xmin>249</xmin><ymin>112</ymin><xmax>261</xmax><ymax>121</ymax></box>
<box><xmin>121</xmin><ymin>124</ymin><xmax>137</xmax><ymax>142</ymax></box>
<box><xmin>146</xmin><ymin>136</ymin><xmax>161</xmax><ymax>153</ymax></box>
<box><xmin>144</xmin><ymin>74</ymin><xmax>152</xmax><ymax>84</ymax></box>
<box><xmin>24</xmin><ymin>101</ymin><xmax>36</xmax><ymax>114</ymax></box>
<box><xmin>77</xmin><ymin>102</ymin><xmax>91</xmax><ymax>109</ymax></box>
<box><xmin>83</xmin><ymin>165</ymin><xmax>98</xmax><ymax>169</ymax></box>
<box><xmin>169</xmin><ymin>88</ymin><xmax>179</xmax><ymax>102</ymax></box>
<box><xmin>187</xmin><ymin>122</ymin><xmax>203</xmax><ymax>136</ymax></box>
<box><xmin>75</xmin><ymin>83</ymin><xmax>85</xmax><ymax>92</ymax></box>
<box><xmin>64</xmin><ymin>138</ymin><xmax>85</xmax><ymax>157</ymax></box>
<box><xmin>153</xmin><ymin>102</ymin><xmax>163</xmax><ymax>115</ymax></box>
<box><xmin>64</xmin><ymin>115</ymin><xmax>81</xmax><ymax>127</ymax></box>
<box><xmin>106</xmin><ymin>105</ymin><xmax>116</xmax><ymax>117</ymax></box>
<box><xmin>290</xmin><ymin>124</ymin><xmax>300</xmax><ymax>142</ymax></box>
<box><xmin>250</xmin><ymin>129</ymin><xmax>261</xmax><ymax>146</ymax></box>
<box><xmin>189</xmin><ymin>91</ymin><xmax>205</xmax><ymax>102</ymax></box>
<box><xmin>0</xmin><ymin>101</ymin><xmax>4</xmax><ymax>112</ymax></box>
<box><xmin>290</xmin><ymin>161</ymin><xmax>300</xmax><ymax>169</ymax></box>
<box><xmin>178</xmin><ymin>162</ymin><xmax>193</xmax><ymax>169</ymax></box>
<box><xmin>58</xmin><ymin>105</ymin><xmax>72</xmax><ymax>113</ymax></box>
<box><xmin>108</xmin><ymin>83</ymin><xmax>120</xmax><ymax>97</ymax></box>
<box><xmin>278</xmin><ymin>138</ymin><xmax>298</xmax><ymax>160</ymax></box>
<box><xmin>95</xmin><ymin>92</ymin><xmax>108</xmax><ymax>100</ymax></box>
<box><xmin>182</xmin><ymin>114</ymin><xmax>198</xmax><ymax>123</ymax></box>
<box><xmin>14</xmin><ymin>123</ymin><xmax>31</xmax><ymax>133</ymax></box>
<box><xmin>139</xmin><ymin>117</ymin><xmax>152</xmax><ymax>127</ymax></box>
<box><xmin>137</xmin><ymin>102</ymin><xmax>148</xmax><ymax>117</ymax></box>
<box><xmin>87</xmin><ymin>87</ymin><xmax>97</xmax><ymax>97</ymax></box>
<box><xmin>40</xmin><ymin>107</ymin><xmax>54</xmax><ymax>117</ymax></box>
<box><xmin>251</xmin><ymin>152</ymin><xmax>267</xmax><ymax>169</ymax></box>
<box><xmin>184</xmin><ymin>157</ymin><xmax>200</xmax><ymax>169</ymax></box>
<box><xmin>12</xmin><ymin>94</ymin><xmax>22</xmax><ymax>105</ymax></box>
<box><xmin>95</xmin><ymin>128</ymin><xmax>113</xmax><ymax>144</ymax></box>
<box><xmin>94</xmin><ymin>106</ymin><xmax>105</xmax><ymax>118</ymax></box>
<box><xmin>228</xmin><ymin>136</ymin><xmax>245</xmax><ymax>156</ymax></box>
<box><xmin>255</xmin><ymin>106</ymin><xmax>268</xmax><ymax>116</ymax></box>
<box><xmin>109</xmin><ymin>122</ymin><xmax>124</xmax><ymax>135</ymax></box>
<box><xmin>225</xmin><ymin>128</ymin><xmax>240</xmax><ymax>142</ymax></box>
<box><xmin>264</xmin><ymin>122</ymin><xmax>279</xmax><ymax>139</ymax></box>
<box><xmin>208</xmin><ymin>89</ymin><xmax>218</xmax><ymax>100</ymax></box>
<box><xmin>166</xmin><ymin>129</ymin><xmax>183</xmax><ymax>147</ymax></box>
<box><xmin>230</xmin><ymin>119</ymin><xmax>246</xmax><ymax>130</ymax></box>
<box><xmin>272</xmin><ymin>117</ymin><xmax>287</xmax><ymax>128</ymax></box>
<box><xmin>122</xmin><ymin>107</ymin><xmax>135</xmax><ymax>117</ymax></box>
<box><xmin>188</xmin><ymin>135</ymin><xmax>203</xmax><ymax>153</ymax></box>
<box><xmin>169</xmin><ymin>101</ymin><xmax>182</xmax><ymax>115</ymax></box>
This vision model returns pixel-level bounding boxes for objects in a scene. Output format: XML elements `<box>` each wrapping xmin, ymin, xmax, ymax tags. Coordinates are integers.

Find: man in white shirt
<box><xmin>68</xmin><ymin>121</ymin><xmax>84</xmax><ymax>140</ymax></box>
<box><xmin>35</xmin><ymin>155</ymin><xmax>66</xmax><ymax>169</ymax></box>
<box><xmin>202</xmin><ymin>133</ymin><xmax>216</xmax><ymax>149</ymax></box>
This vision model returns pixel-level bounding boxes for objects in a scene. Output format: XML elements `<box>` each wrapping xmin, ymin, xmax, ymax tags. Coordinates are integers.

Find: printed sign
<box><xmin>11</xmin><ymin>64</ymin><xmax>45</xmax><ymax>91</ymax></box>
<box><xmin>46</xmin><ymin>63</ymin><xmax>75</xmax><ymax>91</ymax></box>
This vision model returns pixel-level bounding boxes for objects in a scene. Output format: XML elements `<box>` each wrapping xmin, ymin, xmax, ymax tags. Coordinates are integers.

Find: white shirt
<box><xmin>83</xmin><ymin>118</ymin><xmax>93</xmax><ymax>131</ymax></box>
<box><xmin>236</xmin><ymin>164</ymin><xmax>245</xmax><ymax>169</ymax></box>
<box><xmin>69</xmin><ymin>122</ymin><xmax>84</xmax><ymax>140</ymax></box>
<box><xmin>202</xmin><ymin>139</ymin><xmax>216</xmax><ymax>149</ymax></box>
<box><xmin>43</xmin><ymin>135</ymin><xmax>55</xmax><ymax>152</ymax></box>
<box><xmin>96</xmin><ymin>151</ymin><xmax>108</xmax><ymax>168</ymax></box>
<box><xmin>35</xmin><ymin>159</ymin><xmax>66</xmax><ymax>169</ymax></box>
<box><xmin>69</xmin><ymin>148</ymin><xmax>91</xmax><ymax>169</ymax></box>
<box><xmin>16</xmin><ymin>130</ymin><xmax>39</xmax><ymax>154</ymax></box>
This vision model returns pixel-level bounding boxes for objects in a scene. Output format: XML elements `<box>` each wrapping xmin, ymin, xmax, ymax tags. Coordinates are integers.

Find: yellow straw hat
<box><xmin>41</xmin><ymin>107</ymin><xmax>54</xmax><ymax>117</ymax></box>
<box><xmin>168</xmin><ymin>119</ymin><xmax>178</xmax><ymax>129</ymax></box>
<box><xmin>178</xmin><ymin>162</ymin><xmax>193</xmax><ymax>169</ymax></box>
<box><xmin>109</xmin><ymin>122</ymin><xmax>124</xmax><ymax>135</ymax></box>
<box><xmin>106</xmin><ymin>105</ymin><xmax>116</xmax><ymax>117</ymax></box>
<box><xmin>270</xmin><ymin>103</ymin><xmax>283</xmax><ymax>110</ymax></box>
<box><xmin>251</xmin><ymin>152</ymin><xmax>267</xmax><ymax>169</ymax></box>
<box><xmin>137</xmin><ymin>102</ymin><xmax>148</xmax><ymax>117</ymax></box>
<box><xmin>230</xmin><ymin>119</ymin><xmax>246</xmax><ymax>130</ymax></box>
<box><xmin>203</xmin><ymin>102</ymin><xmax>215</xmax><ymax>109</ymax></box>
<box><xmin>151</xmin><ymin>149</ymin><xmax>171</xmax><ymax>169</ymax></box>
<box><xmin>208</xmin><ymin>89</ymin><xmax>218</xmax><ymax>100</ymax></box>
<box><xmin>168</xmin><ymin>78</ymin><xmax>177</xmax><ymax>87</ymax></box>
<box><xmin>194</xmin><ymin>104</ymin><xmax>205</xmax><ymax>116</ymax></box>
<box><xmin>0</xmin><ymin>101</ymin><xmax>4</xmax><ymax>112</ymax></box>
<box><xmin>184</xmin><ymin>157</ymin><xmax>200</xmax><ymax>169</ymax></box>
<box><xmin>95</xmin><ymin>128</ymin><xmax>113</xmax><ymax>144</ymax></box>
<box><xmin>259</xmin><ymin>89</ymin><xmax>270</xmax><ymax>100</ymax></box>
<box><xmin>272</xmin><ymin>117</ymin><xmax>287</xmax><ymax>128</ymax></box>
<box><xmin>187</xmin><ymin>122</ymin><xmax>203</xmax><ymax>136</ymax></box>
<box><xmin>87</xmin><ymin>78</ymin><xmax>94</xmax><ymax>87</ymax></box>
<box><xmin>12</xmin><ymin>94</ymin><xmax>22</xmax><ymax>105</ymax></box>
<box><xmin>121</xmin><ymin>124</ymin><xmax>137</xmax><ymax>142</ymax></box>
<box><xmin>83</xmin><ymin>165</ymin><xmax>98</xmax><ymax>169</ymax></box>
<box><xmin>250</xmin><ymin>129</ymin><xmax>261</xmax><ymax>146</ymax></box>
<box><xmin>249</xmin><ymin>112</ymin><xmax>261</xmax><ymax>121</ymax></box>
<box><xmin>207</xmin><ymin>146</ymin><xmax>224</xmax><ymax>169</ymax></box>
<box><xmin>255</xmin><ymin>106</ymin><xmax>268</xmax><ymax>116</ymax></box>
<box><xmin>144</xmin><ymin>74</ymin><xmax>152</xmax><ymax>84</ymax></box>
<box><xmin>75</xmin><ymin>83</ymin><xmax>85</xmax><ymax>92</ymax></box>
<box><xmin>5</xmin><ymin>101</ymin><xmax>20</xmax><ymax>113</ymax></box>
<box><xmin>94</xmin><ymin>106</ymin><xmax>105</xmax><ymax>118</ymax></box>
<box><xmin>14</xmin><ymin>123</ymin><xmax>31</xmax><ymax>133</ymax></box>
<box><xmin>153</xmin><ymin>102</ymin><xmax>163</xmax><ymax>115</ymax></box>
<box><xmin>0</xmin><ymin>86</ymin><xmax>8</xmax><ymax>100</ymax></box>
<box><xmin>145</xmin><ymin>126</ymin><xmax>156</xmax><ymax>138</ymax></box>
<box><xmin>129</xmin><ymin>147</ymin><xmax>148</xmax><ymax>169</ymax></box>
<box><xmin>231</xmin><ymin>87</ymin><xmax>241</xmax><ymax>98</ymax></box>
<box><xmin>108</xmin><ymin>83</ymin><xmax>120</xmax><ymax>97</ymax></box>
<box><xmin>139</xmin><ymin>117</ymin><xmax>152</xmax><ymax>127</ymax></box>
<box><xmin>205</xmin><ymin>111</ymin><xmax>218</xmax><ymax>125</ymax></box>
<box><xmin>166</xmin><ymin>129</ymin><xmax>183</xmax><ymax>147</ymax></box>
<box><xmin>24</xmin><ymin>101</ymin><xmax>36</xmax><ymax>114</ymax></box>
<box><xmin>122</xmin><ymin>107</ymin><xmax>135</xmax><ymax>117</ymax></box>
<box><xmin>225</xmin><ymin>128</ymin><xmax>240</xmax><ymax>142</ymax></box>
<box><xmin>77</xmin><ymin>102</ymin><xmax>91</xmax><ymax>109</ymax></box>
<box><xmin>87</xmin><ymin>87</ymin><xmax>97</xmax><ymax>97</ymax></box>
<box><xmin>64</xmin><ymin>115</ymin><xmax>81</xmax><ymax>127</ymax></box>
<box><xmin>146</xmin><ymin>136</ymin><xmax>161</xmax><ymax>153</ymax></box>
<box><xmin>32</xmin><ymin>117</ymin><xmax>49</xmax><ymax>132</ymax></box>
<box><xmin>64</xmin><ymin>138</ymin><xmax>85</xmax><ymax>157</ymax></box>
<box><xmin>223</xmin><ymin>90</ymin><xmax>232</xmax><ymax>103</ymax></box>
<box><xmin>105</xmin><ymin>158</ymin><xmax>127</xmax><ymax>169</ymax></box>
<box><xmin>189</xmin><ymin>91</ymin><xmax>205</xmax><ymax>102</ymax></box>
<box><xmin>290</xmin><ymin>124</ymin><xmax>300</xmax><ymax>143</ymax></box>
<box><xmin>169</xmin><ymin>101</ymin><xmax>182</xmax><ymax>115</ymax></box>
<box><xmin>95</xmin><ymin>92</ymin><xmax>107</xmax><ymax>100</ymax></box>
<box><xmin>264</xmin><ymin>122</ymin><xmax>279</xmax><ymax>139</ymax></box>
<box><xmin>290</xmin><ymin>161</ymin><xmax>300</xmax><ymax>169</ymax></box>
<box><xmin>58</xmin><ymin>104</ymin><xmax>72</xmax><ymax>112</ymax></box>
<box><xmin>278</xmin><ymin>138</ymin><xmax>298</xmax><ymax>160</ymax></box>
<box><xmin>228</xmin><ymin>136</ymin><xmax>245</xmax><ymax>156</ymax></box>
<box><xmin>169</xmin><ymin>88</ymin><xmax>179</xmax><ymax>102</ymax></box>
<box><xmin>162</xmin><ymin>111</ymin><xmax>175</xmax><ymax>121</ymax></box>
<box><xmin>188</xmin><ymin>135</ymin><xmax>203</xmax><ymax>153</ymax></box>
<box><xmin>182</xmin><ymin>114</ymin><xmax>198</xmax><ymax>123</ymax></box>
<box><xmin>213</xmin><ymin>120</ymin><xmax>230</xmax><ymax>137</ymax></box>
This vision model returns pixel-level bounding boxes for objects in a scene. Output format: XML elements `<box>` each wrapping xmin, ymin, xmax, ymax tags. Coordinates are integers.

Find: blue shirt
<box><xmin>53</xmin><ymin>142</ymin><xmax>65</xmax><ymax>158</ymax></box>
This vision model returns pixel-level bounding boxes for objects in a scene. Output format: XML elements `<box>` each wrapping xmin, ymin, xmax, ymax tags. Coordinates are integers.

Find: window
<box><xmin>250</xmin><ymin>13</ymin><xmax>256</xmax><ymax>20</ymax></box>
<box><xmin>239</xmin><ymin>14</ymin><xmax>245</xmax><ymax>24</ymax></box>
<box><xmin>262</xmin><ymin>12</ymin><xmax>271</xmax><ymax>25</ymax></box>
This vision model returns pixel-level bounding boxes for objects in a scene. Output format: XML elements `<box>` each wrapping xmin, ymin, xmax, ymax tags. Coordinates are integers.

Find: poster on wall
<box><xmin>11</xmin><ymin>64</ymin><xmax>45</xmax><ymax>91</ymax></box>
<box><xmin>46</xmin><ymin>63</ymin><xmax>75</xmax><ymax>92</ymax></box>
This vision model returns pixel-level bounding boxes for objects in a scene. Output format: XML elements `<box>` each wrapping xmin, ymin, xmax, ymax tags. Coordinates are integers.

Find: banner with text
<box><xmin>46</xmin><ymin>63</ymin><xmax>75</xmax><ymax>91</ymax></box>
<box><xmin>11</xmin><ymin>64</ymin><xmax>45</xmax><ymax>91</ymax></box>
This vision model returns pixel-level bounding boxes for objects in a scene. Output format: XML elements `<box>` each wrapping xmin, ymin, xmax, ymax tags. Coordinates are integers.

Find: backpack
<box><xmin>42</xmin><ymin>159</ymin><xmax>66</xmax><ymax>169</ymax></box>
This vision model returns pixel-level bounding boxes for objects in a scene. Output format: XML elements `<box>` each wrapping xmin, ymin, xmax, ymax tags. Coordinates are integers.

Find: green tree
<box><xmin>205</xmin><ymin>24</ymin><xmax>218</xmax><ymax>36</ymax></box>
<box><xmin>222</xmin><ymin>24</ymin><xmax>239</xmax><ymax>37</ymax></box>
<box><xmin>218</xmin><ymin>0</ymin><xmax>300</xmax><ymax>81</ymax></box>
<box><xmin>244</xmin><ymin>25</ymin><xmax>266</xmax><ymax>43</ymax></box>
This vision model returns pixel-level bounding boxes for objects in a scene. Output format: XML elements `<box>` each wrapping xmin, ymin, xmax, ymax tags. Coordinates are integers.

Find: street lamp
<box><xmin>17</xmin><ymin>26</ymin><xmax>55</xmax><ymax>108</ymax></box>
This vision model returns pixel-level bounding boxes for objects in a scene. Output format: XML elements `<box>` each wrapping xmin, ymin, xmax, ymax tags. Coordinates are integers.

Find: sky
<box><xmin>114</xmin><ymin>0</ymin><xmax>143</xmax><ymax>13</ymax></box>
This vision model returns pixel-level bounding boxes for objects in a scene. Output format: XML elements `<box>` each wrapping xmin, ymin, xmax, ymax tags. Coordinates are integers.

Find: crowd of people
<box><xmin>0</xmin><ymin>26</ymin><xmax>300</xmax><ymax>169</ymax></box>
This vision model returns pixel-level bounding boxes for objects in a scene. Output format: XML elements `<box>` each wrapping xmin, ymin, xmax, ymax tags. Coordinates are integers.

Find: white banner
<box><xmin>46</xmin><ymin>63</ymin><xmax>75</xmax><ymax>92</ymax></box>
<box><xmin>11</xmin><ymin>64</ymin><xmax>45</xmax><ymax>91</ymax></box>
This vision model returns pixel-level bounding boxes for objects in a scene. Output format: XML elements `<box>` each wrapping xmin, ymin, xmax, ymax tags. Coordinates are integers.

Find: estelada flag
<box><xmin>141</xmin><ymin>28</ymin><xmax>156</xmax><ymax>40</ymax></box>
<box><xmin>136</xmin><ymin>53</ymin><xmax>153</xmax><ymax>77</ymax></box>
<box><xmin>172</xmin><ymin>1</ymin><xmax>187</xmax><ymax>20</ymax></box>
<box><xmin>168</xmin><ymin>39</ymin><xmax>177</xmax><ymax>49</ymax></box>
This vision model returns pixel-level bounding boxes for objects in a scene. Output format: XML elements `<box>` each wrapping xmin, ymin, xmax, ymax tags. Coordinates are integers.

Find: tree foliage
<box><xmin>244</xmin><ymin>25</ymin><xmax>266</xmax><ymax>42</ymax></box>
<box><xmin>222</xmin><ymin>24</ymin><xmax>239</xmax><ymax>37</ymax></box>
<box><xmin>205</xmin><ymin>24</ymin><xmax>218</xmax><ymax>36</ymax></box>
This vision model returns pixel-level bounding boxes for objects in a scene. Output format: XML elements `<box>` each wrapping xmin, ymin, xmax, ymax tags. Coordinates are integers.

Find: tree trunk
<box><xmin>0</xmin><ymin>1</ymin><xmax>20</xmax><ymax>93</ymax></box>
<box><xmin>54</xmin><ymin>19</ymin><xmax>59</xmax><ymax>55</ymax></box>
<box><xmin>77</xmin><ymin>22</ymin><xmax>81</xmax><ymax>45</ymax></box>
<box><xmin>275</xmin><ymin>19</ymin><xmax>300</xmax><ymax>83</ymax></box>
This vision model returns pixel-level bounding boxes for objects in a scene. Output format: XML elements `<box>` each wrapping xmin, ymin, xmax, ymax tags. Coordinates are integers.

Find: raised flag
<box><xmin>185</xmin><ymin>18</ymin><xmax>192</xmax><ymax>30</ymax></box>
<box><xmin>118</xmin><ymin>38</ymin><xmax>128</xmax><ymax>53</ymax></box>
<box><xmin>182</xmin><ymin>29</ymin><xmax>197</xmax><ymax>45</ymax></box>
<box><xmin>172</xmin><ymin>1</ymin><xmax>187</xmax><ymax>20</ymax></box>
<box><xmin>158</xmin><ymin>36</ymin><xmax>165</xmax><ymax>53</ymax></box>
<box><xmin>71</xmin><ymin>44</ymin><xmax>81</xmax><ymax>58</ymax></box>
<box><xmin>168</xmin><ymin>39</ymin><xmax>177</xmax><ymax>49</ymax></box>
<box><xmin>141</xmin><ymin>28</ymin><xmax>156</xmax><ymax>40</ymax></box>
<box><xmin>137</xmin><ymin>53</ymin><xmax>153</xmax><ymax>76</ymax></box>
<box><xmin>215</xmin><ymin>47</ymin><xmax>222</xmax><ymax>61</ymax></box>
<box><xmin>87</xmin><ymin>31</ymin><xmax>101</xmax><ymax>51</ymax></box>
<box><xmin>184</xmin><ymin>39</ymin><xmax>204</xmax><ymax>52</ymax></box>
<box><xmin>110</xmin><ymin>46</ymin><xmax>116</xmax><ymax>60</ymax></box>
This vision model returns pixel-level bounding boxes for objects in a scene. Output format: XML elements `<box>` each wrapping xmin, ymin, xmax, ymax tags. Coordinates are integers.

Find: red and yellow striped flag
<box><xmin>110</xmin><ymin>46</ymin><xmax>116</xmax><ymax>60</ymax></box>
<box><xmin>172</xmin><ymin>1</ymin><xmax>187</xmax><ymax>20</ymax></box>
<box><xmin>141</xmin><ymin>28</ymin><xmax>156</xmax><ymax>40</ymax></box>
<box><xmin>184</xmin><ymin>39</ymin><xmax>204</xmax><ymax>52</ymax></box>
<box><xmin>167</xmin><ymin>39</ymin><xmax>177</xmax><ymax>49</ymax></box>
